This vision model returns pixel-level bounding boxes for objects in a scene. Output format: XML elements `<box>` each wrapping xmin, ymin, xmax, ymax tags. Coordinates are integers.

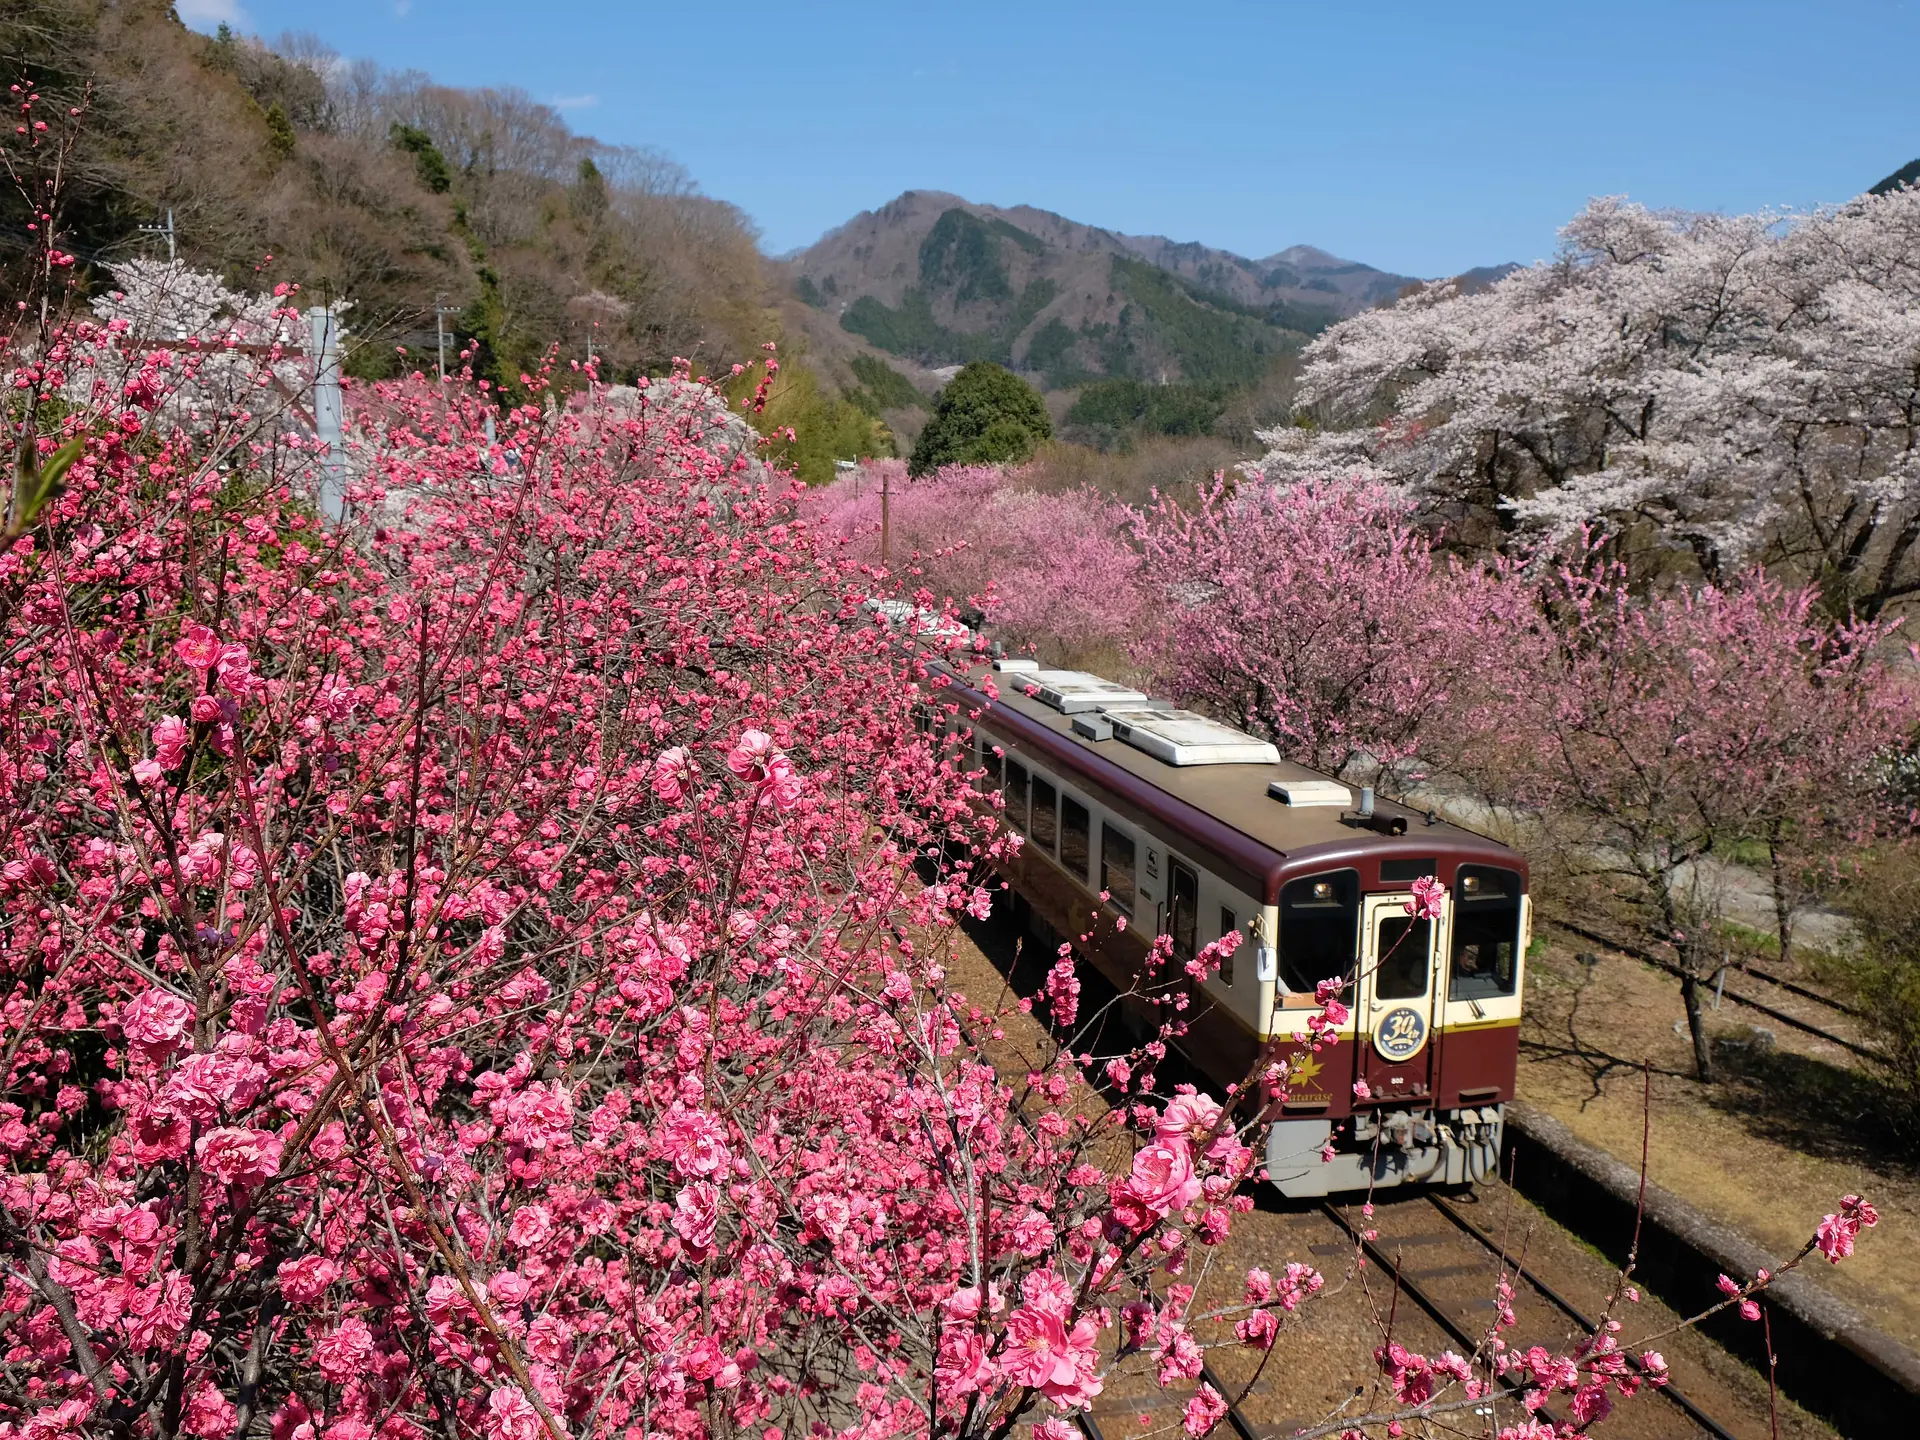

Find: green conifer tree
<box><xmin>908</xmin><ymin>362</ymin><xmax>1052</xmax><ymax>476</ymax></box>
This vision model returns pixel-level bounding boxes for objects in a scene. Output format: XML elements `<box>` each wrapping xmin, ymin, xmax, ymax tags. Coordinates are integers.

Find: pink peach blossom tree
<box><xmin>803</xmin><ymin>462</ymin><xmax>1143</xmax><ymax>661</ymax></box>
<box><xmin>1130</xmin><ymin>479</ymin><xmax>1528</xmax><ymax>787</ymax></box>
<box><xmin>1455</xmin><ymin>556</ymin><xmax>1906</xmax><ymax>1077</ymax></box>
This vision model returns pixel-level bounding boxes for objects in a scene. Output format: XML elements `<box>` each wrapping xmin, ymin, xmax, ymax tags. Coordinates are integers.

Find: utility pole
<box><xmin>137</xmin><ymin>209</ymin><xmax>176</xmax><ymax>263</ymax></box>
<box><xmin>881</xmin><ymin>465</ymin><xmax>891</xmax><ymax>567</ymax></box>
<box><xmin>309</xmin><ymin>306</ymin><xmax>346</xmax><ymax>522</ymax></box>
<box><xmin>434</xmin><ymin>294</ymin><xmax>457</xmax><ymax>382</ymax></box>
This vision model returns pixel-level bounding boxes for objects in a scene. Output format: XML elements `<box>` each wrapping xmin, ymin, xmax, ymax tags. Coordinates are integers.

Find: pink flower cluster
<box><xmin>1816</xmin><ymin>1194</ymin><xmax>1880</xmax><ymax>1263</ymax></box>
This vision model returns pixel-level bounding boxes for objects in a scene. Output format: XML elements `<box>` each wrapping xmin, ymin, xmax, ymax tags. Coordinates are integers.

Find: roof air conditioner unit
<box><xmin>1268</xmin><ymin>779</ymin><xmax>1352</xmax><ymax>808</ymax></box>
<box><xmin>1101</xmin><ymin>708</ymin><xmax>1282</xmax><ymax>767</ymax></box>
<box><xmin>1023</xmin><ymin>670</ymin><xmax>1150</xmax><ymax>714</ymax></box>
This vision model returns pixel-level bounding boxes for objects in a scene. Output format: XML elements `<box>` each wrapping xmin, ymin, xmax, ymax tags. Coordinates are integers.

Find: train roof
<box><xmin>896</xmin><ymin>621</ymin><xmax>1521</xmax><ymax>903</ymax></box>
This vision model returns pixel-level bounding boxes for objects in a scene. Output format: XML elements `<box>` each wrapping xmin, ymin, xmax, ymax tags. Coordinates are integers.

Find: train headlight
<box><xmin>1460</xmin><ymin>875</ymin><xmax>1482</xmax><ymax>896</ymax></box>
<box><xmin>1310</xmin><ymin>881</ymin><xmax>1334</xmax><ymax>902</ymax></box>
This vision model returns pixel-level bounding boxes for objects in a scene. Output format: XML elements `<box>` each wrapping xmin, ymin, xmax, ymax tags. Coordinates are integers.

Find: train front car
<box><xmin>1261</xmin><ymin>845</ymin><xmax>1528</xmax><ymax>1198</ymax></box>
<box><xmin>909</xmin><ymin>639</ymin><xmax>1529</xmax><ymax>1201</ymax></box>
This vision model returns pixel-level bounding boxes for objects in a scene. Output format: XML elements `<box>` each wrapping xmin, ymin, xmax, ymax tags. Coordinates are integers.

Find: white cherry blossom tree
<box><xmin>1257</xmin><ymin>189</ymin><xmax>1920</xmax><ymax>615</ymax></box>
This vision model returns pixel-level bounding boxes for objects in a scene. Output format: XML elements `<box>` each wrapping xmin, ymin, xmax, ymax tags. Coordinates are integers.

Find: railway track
<box><xmin>1079</xmin><ymin>1190</ymin><xmax>1752</xmax><ymax>1440</ymax></box>
<box><xmin>1549</xmin><ymin>918</ymin><xmax>1876</xmax><ymax>1062</ymax></box>
<box><xmin>1314</xmin><ymin>1193</ymin><xmax>1740</xmax><ymax>1440</ymax></box>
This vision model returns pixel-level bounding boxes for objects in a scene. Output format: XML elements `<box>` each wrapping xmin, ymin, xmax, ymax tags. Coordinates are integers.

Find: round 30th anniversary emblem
<box><xmin>1373</xmin><ymin>1005</ymin><xmax>1428</xmax><ymax>1062</ymax></box>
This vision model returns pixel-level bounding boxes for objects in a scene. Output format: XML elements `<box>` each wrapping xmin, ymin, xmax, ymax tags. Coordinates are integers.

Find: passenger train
<box><xmin>907</xmin><ymin>624</ymin><xmax>1528</xmax><ymax>1198</ymax></box>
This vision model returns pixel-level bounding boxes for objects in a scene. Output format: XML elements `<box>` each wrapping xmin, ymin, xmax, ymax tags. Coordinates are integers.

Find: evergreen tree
<box><xmin>389</xmin><ymin>123</ymin><xmax>454</xmax><ymax>194</ymax></box>
<box><xmin>908</xmin><ymin>361</ymin><xmax>1051</xmax><ymax>476</ymax></box>
<box><xmin>264</xmin><ymin>101</ymin><xmax>296</xmax><ymax>160</ymax></box>
<box><xmin>573</xmin><ymin>155</ymin><xmax>610</xmax><ymax>223</ymax></box>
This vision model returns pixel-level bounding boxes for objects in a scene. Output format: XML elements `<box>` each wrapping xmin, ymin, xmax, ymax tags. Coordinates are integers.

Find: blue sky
<box><xmin>187</xmin><ymin>0</ymin><xmax>1920</xmax><ymax>277</ymax></box>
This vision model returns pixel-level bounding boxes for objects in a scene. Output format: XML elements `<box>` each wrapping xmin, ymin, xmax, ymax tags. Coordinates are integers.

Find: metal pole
<box><xmin>881</xmin><ymin>465</ymin><xmax>890</xmax><ymax>566</ymax></box>
<box><xmin>309</xmin><ymin>306</ymin><xmax>347</xmax><ymax>522</ymax></box>
<box><xmin>435</xmin><ymin>294</ymin><xmax>447</xmax><ymax>383</ymax></box>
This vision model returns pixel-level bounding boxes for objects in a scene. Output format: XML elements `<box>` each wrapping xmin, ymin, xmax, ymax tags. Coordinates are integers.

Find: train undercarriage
<box><xmin>1264</xmin><ymin>1106</ymin><xmax>1505</xmax><ymax>1198</ymax></box>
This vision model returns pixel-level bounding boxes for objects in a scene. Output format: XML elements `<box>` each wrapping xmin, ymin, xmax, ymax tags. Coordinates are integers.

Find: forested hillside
<box><xmin>779</xmin><ymin>190</ymin><xmax>1444</xmax><ymax>450</ymax></box>
<box><xmin>0</xmin><ymin>1</ymin><xmax>767</xmax><ymax>395</ymax></box>
<box><xmin>787</xmin><ymin>190</ymin><xmax>1420</xmax><ymax>391</ymax></box>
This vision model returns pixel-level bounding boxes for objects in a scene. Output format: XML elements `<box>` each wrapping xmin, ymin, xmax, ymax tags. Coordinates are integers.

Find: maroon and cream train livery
<box><xmin>927</xmin><ymin>652</ymin><xmax>1529</xmax><ymax>1199</ymax></box>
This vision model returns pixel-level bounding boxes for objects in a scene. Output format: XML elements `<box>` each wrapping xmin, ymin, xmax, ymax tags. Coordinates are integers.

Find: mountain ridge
<box><xmin>779</xmin><ymin>190</ymin><xmax>1429</xmax><ymax>397</ymax></box>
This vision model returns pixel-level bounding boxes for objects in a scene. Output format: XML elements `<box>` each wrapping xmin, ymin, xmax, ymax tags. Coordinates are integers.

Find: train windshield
<box><xmin>1279</xmin><ymin>869</ymin><xmax>1359</xmax><ymax>996</ymax></box>
<box><xmin>1450</xmin><ymin>864</ymin><xmax>1523</xmax><ymax>1000</ymax></box>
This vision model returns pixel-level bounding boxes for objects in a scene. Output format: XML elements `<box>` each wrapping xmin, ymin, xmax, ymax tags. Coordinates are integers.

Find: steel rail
<box><xmin>1729</xmin><ymin>960</ymin><xmax>1866</xmax><ymax>1020</ymax></box>
<box><xmin>1552</xmin><ymin>924</ymin><xmax>1864</xmax><ymax>1024</ymax></box>
<box><xmin>1321</xmin><ymin>1195</ymin><xmax>1741</xmax><ymax>1438</ymax></box>
<box><xmin>1424</xmin><ymin>1193</ymin><xmax>1740</xmax><ymax>1440</ymax></box>
<box><xmin>1317</xmin><ymin>1198</ymin><xmax>1565</xmax><ymax>1430</ymax></box>
<box><xmin>1196</xmin><ymin>1359</ymin><xmax>1264</xmax><ymax>1440</ymax></box>
<box><xmin>1550</xmin><ymin>918</ymin><xmax>1877</xmax><ymax>1061</ymax></box>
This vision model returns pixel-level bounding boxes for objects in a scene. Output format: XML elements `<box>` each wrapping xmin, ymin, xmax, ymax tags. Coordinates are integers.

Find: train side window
<box><xmin>1060</xmin><ymin>797</ymin><xmax>1092</xmax><ymax>884</ymax></box>
<box><xmin>1451</xmin><ymin>864</ymin><xmax>1522</xmax><ymax>1000</ymax></box>
<box><xmin>1101</xmin><ymin>823</ymin><xmax>1137</xmax><ymax>914</ymax></box>
<box><xmin>1031</xmin><ymin>777</ymin><xmax>1059</xmax><ymax>856</ymax></box>
<box><xmin>974</xmin><ymin>733</ymin><xmax>1001</xmax><ymax>792</ymax></box>
<box><xmin>1219</xmin><ymin>907</ymin><xmax>1237</xmax><ymax>986</ymax></box>
<box><xmin>1279</xmin><ymin>869</ymin><xmax>1359</xmax><ymax>997</ymax></box>
<box><xmin>1004</xmin><ymin>760</ymin><xmax>1030</xmax><ymax>831</ymax></box>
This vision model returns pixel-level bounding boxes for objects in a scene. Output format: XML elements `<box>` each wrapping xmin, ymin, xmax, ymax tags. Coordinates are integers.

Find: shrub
<box><xmin>0</xmin><ymin>305</ymin><xmax>1275</xmax><ymax>1440</ymax></box>
<box><xmin>805</xmin><ymin>461</ymin><xmax>1142</xmax><ymax>661</ymax></box>
<box><xmin>1132</xmin><ymin>480</ymin><xmax>1518</xmax><ymax>783</ymax></box>
<box><xmin>1833</xmin><ymin>847</ymin><xmax>1920</xmax><ymax>1124</ymax></box>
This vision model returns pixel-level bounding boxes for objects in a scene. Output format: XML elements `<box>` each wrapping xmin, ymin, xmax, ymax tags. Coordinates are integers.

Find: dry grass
<box><xmin>1519</xmin><ymin>931</ymin><xmax>1920</xmax><ymax>1343</ymax></box>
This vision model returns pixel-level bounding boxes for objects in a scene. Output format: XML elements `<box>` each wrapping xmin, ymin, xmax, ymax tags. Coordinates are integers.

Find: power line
<box><xmin>135</xmin><ymin>209</ymin><xmax>175</xmax><ymax>263</ymax></box>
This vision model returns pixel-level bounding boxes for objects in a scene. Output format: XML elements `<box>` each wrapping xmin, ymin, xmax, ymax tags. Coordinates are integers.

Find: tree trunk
<box><xmin>1768</xmin><ymin>829</ymin><xmax>1794</xmax><ymax>968</ymax></box>
<box><xmin>1680</xmin><ymin>972</ymin><xmax>1715</xmax><ymax>1082</ymax></box>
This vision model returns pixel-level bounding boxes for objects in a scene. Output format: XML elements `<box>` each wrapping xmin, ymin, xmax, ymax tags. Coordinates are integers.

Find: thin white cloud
<box><xmin>393</xmin><ymin>0</ymin><xmax>414</xmax><ymax>16</ymax></box>
<box><xmin>551</xmin><ymin>94</ymin><xmax>600</xmax><ymax>111</ymax></box>
<box><xmin>176</xmin><ymin>0</ymin><xmax>247</xmax><ymax>29</ymax></box>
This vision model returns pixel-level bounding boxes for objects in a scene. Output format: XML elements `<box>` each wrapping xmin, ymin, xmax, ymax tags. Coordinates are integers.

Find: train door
<box><xmin>1359</xmin><ymin>895</ymin><xmax>1439</xmax><ymax>1103</ymax></box>
<box><xmin>1159</xmin><ymin>858</ymin><xmax>1198</xmax><ymax>961</ymax></box>
<box><xmin>1156</xmin><ymin>857</ymin><xmax>1200</xmax><ymax>1005</ymax></box>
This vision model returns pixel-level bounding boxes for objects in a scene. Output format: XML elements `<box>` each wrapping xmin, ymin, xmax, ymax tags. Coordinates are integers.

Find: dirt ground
<box><xmin>1518</xmin><ymin>927</ymin><xmax>1920</xmax><ymax>1345</ymax></box>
